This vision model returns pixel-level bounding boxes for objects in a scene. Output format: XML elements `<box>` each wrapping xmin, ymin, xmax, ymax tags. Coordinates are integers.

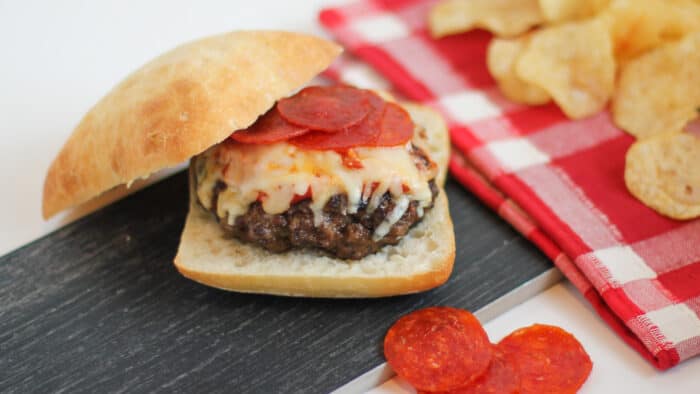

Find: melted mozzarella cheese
<box><xmin>373</xmin><ymin>195</ymin><xmax>410</xmax><ymax>241</ymax></box>
<box><xmin>196</xmin><ymin>141</ymin><xmax>436</xmax><ymax>235</ymax></box>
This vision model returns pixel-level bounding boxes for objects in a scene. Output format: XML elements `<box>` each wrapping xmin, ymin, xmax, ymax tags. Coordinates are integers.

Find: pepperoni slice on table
<box><xmin>497</xmin><ymin>324</ymin><xmax>592</xmax><ymax>394</ymax></box>
<box><xmin>289</xmin><ymin>90</ymin><xmax>386</xmax><ymax>150</ymax></box>
<box><xmin>384</xmin><ymin>307</ymin><xmax>493</xmax><ymax>392</ymax></box>
<box><xmin>277</xmin><ymin>85</ymin><xmax>373</xmax><ymax>131</ymax></box>
<box><xmin>230</xmin><ymin>108</ymin><xmax>309</xmax><ymax>144</ymax></box>
<box><xmin>376</xmin><ymin>102</ymin><xmax>414</xmax><ymax>147</ymax></box>
<box><xmin>418</xmin><ymin>349</ymin><xmax>520</xmax><ymax>394</ymax></box>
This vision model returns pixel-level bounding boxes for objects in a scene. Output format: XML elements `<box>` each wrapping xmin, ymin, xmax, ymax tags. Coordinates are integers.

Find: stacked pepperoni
<box><xmin>384</xmin><ymin>307</ymin><xmax>592</xmax><ymax>394</ymax></box>
<box><xmin>230</xmin><ymin>85</ymin><xmax>414</xmax><ymax>150</ymax></box>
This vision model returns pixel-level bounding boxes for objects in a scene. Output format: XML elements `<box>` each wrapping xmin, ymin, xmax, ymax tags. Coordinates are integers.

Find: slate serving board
<box><xmin>0</xmin><ymin>171</ymin><xmax>551</xmax><ymax>394</ymax></box>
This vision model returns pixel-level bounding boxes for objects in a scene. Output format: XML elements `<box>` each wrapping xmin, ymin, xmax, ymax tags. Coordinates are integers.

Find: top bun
<box><xmin>42</xmin><ymin>31</ymin><xmax>341</xmax><ymax>218</ymax></box>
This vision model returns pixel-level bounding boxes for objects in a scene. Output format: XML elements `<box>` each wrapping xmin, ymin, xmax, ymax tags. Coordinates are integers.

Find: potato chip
<box><xmin>429</xmin><ymin>0</ymin><xmax>543</xmax><ymax>38</ymax></box>
<box><xmin>516</xmin><ymin>18</ymin><xmax>615</xmax><ymax>119</ymax></box>
<box><xmin>625</xmin><ymin>131</ymin><xmax>700</xmax><ymax>219</ymax></box>
<box><xmin>600</xmin><ymin>0</ymin><xmax>700</xmax><ymax>63</ymax></box>
<box><xmin>538</xmin><ymin>0</ymin><xmax>610</xmax><ymax>23</ymax></box>
<box><xmin>613</xmin><ymin>32</ymin><xmax>700</xmax><ymax>138</ymax></box>
<box><xmin>487</xmin><ymin>37</ymin><xmax>550</xmax><ymax>105</ymax></box>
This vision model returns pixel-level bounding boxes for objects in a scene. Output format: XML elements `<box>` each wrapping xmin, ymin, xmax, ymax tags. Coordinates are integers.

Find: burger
<box><xmin>42</xmin><ymin>31</ymin><xmax>455</xmax><ymax>297</ymax></box>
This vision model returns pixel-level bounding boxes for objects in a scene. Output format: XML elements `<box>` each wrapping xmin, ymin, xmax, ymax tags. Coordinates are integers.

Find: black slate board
<box><xmin>0</xmin><ymin>172</ymin><xmax>550</xmax><ymax>394</ymax></box>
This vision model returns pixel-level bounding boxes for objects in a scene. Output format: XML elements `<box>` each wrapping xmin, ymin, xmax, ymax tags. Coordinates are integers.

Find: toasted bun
<box><xmin>42</xmin><ymin>31</ymin><xmax>341</xmax><ymax>219</ymax></box>
<box><xmin>174</xmin><ymin>103</ymin><xmax>455</xmax><ymax>297</ymax></box>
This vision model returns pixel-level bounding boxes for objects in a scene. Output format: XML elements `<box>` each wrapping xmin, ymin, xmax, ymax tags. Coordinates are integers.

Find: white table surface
<box><xmin>1</xmin><ymin>1</ymin><xmax>698</xmax><ymax>392</ymax></box>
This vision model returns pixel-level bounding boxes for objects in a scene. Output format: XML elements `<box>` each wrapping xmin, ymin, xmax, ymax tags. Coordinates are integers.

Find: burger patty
<box><xmin>199</xmin><ymin>145</ymin><xmax>438</xmax><ymax>260</ymax></box>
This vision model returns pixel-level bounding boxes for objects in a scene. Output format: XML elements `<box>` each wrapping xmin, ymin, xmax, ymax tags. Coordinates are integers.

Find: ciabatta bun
<box><xmin>174</xmin><ymin>104</ymin><xmax>455</xmax><ymax>297</ymax></box>
<box><xmin>42</xmin><ymin>31</ymin><xmax>341</xmax><ymax>218</ymax></box>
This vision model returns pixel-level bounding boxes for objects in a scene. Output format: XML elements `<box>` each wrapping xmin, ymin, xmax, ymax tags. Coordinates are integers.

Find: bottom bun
<box><xmin>175</xmin><ymin>187</ymin><xmax>454</xmax><ymax>297</ymax></box>
<box><xmin>174</xmin><ymin>101</ymin><xmax>455</xmax><ymax>297</ymax></box>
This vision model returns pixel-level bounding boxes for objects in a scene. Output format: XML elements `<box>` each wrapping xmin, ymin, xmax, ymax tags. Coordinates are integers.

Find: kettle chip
<box><xmin>429</xmin><ymin>0</ymin><xmax>543</xmax><ymax>38</ymax></box>
<box><xmin>516</xmin><ymin>18</ymin><xmax>615</xmax><ymax>119</ymax></box>
<box><xmin>625</xmin><ymin>130</ymin><xmax>700</xmax><ymax>219</ymax></box>
<box><xmin>487</xmin><ymin>36</ymin><xmax>550</xmax><ymax>105</ymax></box>
<box><xmin>614</xmin><ymin>32</ymin><xmax>700</xmax><ymax>139</ymax></box>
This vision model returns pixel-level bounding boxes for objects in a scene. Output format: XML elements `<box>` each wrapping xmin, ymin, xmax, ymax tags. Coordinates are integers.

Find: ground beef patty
<box><xmin>198</xmin><ymin>145</ymin><xmax>438</xmax><ymax>260</ymax></box>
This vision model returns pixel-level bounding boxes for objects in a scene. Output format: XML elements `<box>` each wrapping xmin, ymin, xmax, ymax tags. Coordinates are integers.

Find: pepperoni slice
<box><xmin>418</xmin><ymin>349</ymin><xmax>520</xmax><ymax>394</ymax></box>
<box><xmin>497</xmin><ymin>324</ymin><xmax>592</xmax><ymax>394</ymax></box>
<box><xmin>384</xmin><ymin>307</ymin><xmax>493</xmax><ymax>392</ymax></box>
<box><xmin>289</xmin><ymin>91</ymin><xmax>386</xmax><ymax>150</ymax></box>
<box><xmin>376</xmin><ymin>102</ymin><xmax>414</xmax><ymax>146</ymax></box>
<box><xmin>277</xmin><ymin>85</ymin><xmax>373</xmax><ymax>131</ymax></box>
<box><xmin>230</xmin><ymin>108</ymin><xmax>309</xmax><ymax>144</ymax></box>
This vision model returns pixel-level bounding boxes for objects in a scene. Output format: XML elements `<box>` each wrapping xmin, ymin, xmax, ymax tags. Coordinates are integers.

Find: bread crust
<box><xmin>174</xmin><ymin>102</ymin><xmax>455</xmax><ymax>297</ymax></box>
<box><xmin>42</xmin><ymin>31</ymin><xmax>341</xmax><ymax>218</ymax></box>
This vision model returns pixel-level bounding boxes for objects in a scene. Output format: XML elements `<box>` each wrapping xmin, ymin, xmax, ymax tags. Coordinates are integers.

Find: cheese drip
<box><xmin>196</xmin><ymin>141</ymin><xmax>436</xmax><ymax>236</ymax></box>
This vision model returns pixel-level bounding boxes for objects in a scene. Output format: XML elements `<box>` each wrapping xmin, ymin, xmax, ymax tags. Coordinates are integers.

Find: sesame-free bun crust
<box><xmin>174</xmin><ymin>103</ymin><xmax>455</xmax><ymax>297</ymax></box>
<box><xmin>42</xmin><ymin>31</ymin><xmax>341</xmax><ymax>219</ymax></box>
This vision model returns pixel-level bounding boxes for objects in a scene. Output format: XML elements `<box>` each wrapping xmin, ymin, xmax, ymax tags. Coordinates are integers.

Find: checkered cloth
<box><xmin>320</xmin><ymin>0</ymin><xmax>700</xmax><ymax>370</ymax></box>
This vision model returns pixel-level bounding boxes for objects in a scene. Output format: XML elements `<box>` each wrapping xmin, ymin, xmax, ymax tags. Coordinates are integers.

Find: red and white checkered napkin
<box><xmin>320</xmin><ymin>0</ymin><xmax>700</xmax><ymax>370</ymax></box>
